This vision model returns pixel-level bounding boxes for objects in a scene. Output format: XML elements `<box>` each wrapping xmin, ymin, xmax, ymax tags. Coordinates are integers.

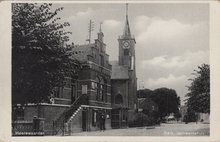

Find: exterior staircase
<box><xmin>66</xmin><ymin>106</ymin><xmax>82</xmax><ymax>124</ymax></box>
<box><xmin>53</xmin><ymin>95</ymin><xmax>88</xmax><ymax>135</ymax></box>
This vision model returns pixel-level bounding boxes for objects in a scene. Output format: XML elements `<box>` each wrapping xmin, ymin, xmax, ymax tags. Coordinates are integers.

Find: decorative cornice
<box><xmin>81</xmin><ymin>105</ymin><xmax>112</xmax><ymax>110</ymax></box>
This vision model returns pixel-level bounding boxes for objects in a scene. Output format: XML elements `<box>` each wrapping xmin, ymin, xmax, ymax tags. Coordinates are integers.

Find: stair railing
<box><xmin>53</xmin><ymin>95</ymin><xmax>88</xmax><ymax>135</ymax></box>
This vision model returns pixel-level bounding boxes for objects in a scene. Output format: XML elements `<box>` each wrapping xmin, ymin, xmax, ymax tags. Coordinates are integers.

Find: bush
<box><xmin>128</xmin><ymin>112</ymin><xmax>155</xmax><ymax>127</ymax></box>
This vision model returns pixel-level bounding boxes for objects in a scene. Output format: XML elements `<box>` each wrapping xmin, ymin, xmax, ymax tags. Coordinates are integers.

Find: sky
<box><xmin>53</xmin><ymin>3</ymin><xmax>209</xmax><ymax>105</ymax></box>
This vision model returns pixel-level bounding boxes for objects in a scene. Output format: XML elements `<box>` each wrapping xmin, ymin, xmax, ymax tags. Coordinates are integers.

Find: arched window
<box><xmin>99</xmin><ymin>78</ymin><xmax>104</xmax><ymax>101</ymax></box>
<box><xmin>124</xmin><ymin>49</ymin><xmax>129</xmax><ymax>56</ymax></box>
<box><xmin>115</xmin><ymin>94</ymin><xmax>123</xmax><ymax>104</ymax></box>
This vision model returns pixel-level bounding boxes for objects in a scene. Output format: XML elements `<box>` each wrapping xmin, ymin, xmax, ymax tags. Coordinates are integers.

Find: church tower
<box><xmin>118</xmin><ymin>4</ymin><xmax>137</xmax><ymax>110</ymax></box>
<box><xmin>118</xmin><ymin>4</ymin><xmax>136</xmax><ymax>70</ymax></box>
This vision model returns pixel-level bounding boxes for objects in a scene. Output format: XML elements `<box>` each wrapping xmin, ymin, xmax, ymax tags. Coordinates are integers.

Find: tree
<box><xmin>185</xmin><ymin>64</ymin><xmax>210</xmax><ymax>113</ymax></box>
<box><xmin>151</xmin><ymin>88</ymin><xmax>180</xmax><ymax>119</ymax></box>
<box><xmin>12</xmin><ymin>3</ymin><xmax>80</xmax><ymax>105</ymax></box>
<box><xmin>137</xmin><ymin>89</ymin><xmax>152</xmax><ymax>98</ymax></box>
<box><xmin>137</xmin><ymin>88</ymin><xmax>181</xmax><ymax>119</ymax></box>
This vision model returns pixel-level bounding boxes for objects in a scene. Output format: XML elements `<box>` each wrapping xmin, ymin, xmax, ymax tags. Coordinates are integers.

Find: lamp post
<box><xmin>166</xmin><ymin>94</ymin><xmax>168</xmax><ymax>116</ymax></box>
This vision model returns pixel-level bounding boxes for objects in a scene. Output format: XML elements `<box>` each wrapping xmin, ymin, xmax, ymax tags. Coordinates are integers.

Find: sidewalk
<box><xmin>69</xmin><ymin>123</ymin><xmax>209</xmax><ymax>136</ymax></box>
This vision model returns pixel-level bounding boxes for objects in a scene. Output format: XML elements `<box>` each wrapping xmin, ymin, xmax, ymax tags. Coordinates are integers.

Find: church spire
<box><xmin>123</xmin><ymin>3</ymin><xmax>131</xmax><ymax>37</ymax></box>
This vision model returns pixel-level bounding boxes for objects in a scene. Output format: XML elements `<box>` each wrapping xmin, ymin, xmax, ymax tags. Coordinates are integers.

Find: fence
<box><xmin>12</xmin><ymin>118</ymin><xmax>44</xmax><ymax>136</ymax></box>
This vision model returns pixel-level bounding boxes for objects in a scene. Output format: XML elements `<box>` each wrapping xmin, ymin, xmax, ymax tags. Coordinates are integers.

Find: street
<box><xmin>70</xmin><ymin>122</ymin><xmax>209</xmax><ymax>136</ymax></box>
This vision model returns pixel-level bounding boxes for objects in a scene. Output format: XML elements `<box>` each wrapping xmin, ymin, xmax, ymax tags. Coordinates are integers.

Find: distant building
<box><xmin>179</xmin><ymin>105</ymin><xmax>188</xmax><ymax>122</ymax></box>
<box><xmin>179</xmin><ymin>105</ymin><xmax>210</xmax><ymax>123</ymax></box>
<box><xmin>198</xmin><ymin>113</ymin><xmax>210</xmax><ymax>123</ymax></box>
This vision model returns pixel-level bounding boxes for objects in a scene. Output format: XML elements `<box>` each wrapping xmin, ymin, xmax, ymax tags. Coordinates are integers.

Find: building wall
<box><xmin>67</xmin><ymin>107</ymin><xmax>111</xmax><ymax>133</ymax></box>
<box><xmin>77</xmin><ymin>68</ymin><xmax>111</xmax><ymax>108</ymax></box>
<box><xmin>198</xmin><ymin>113</ymin><xmax>210</xmax><ymax>123</ymax></box>
<box><xmin>24</xmin><ymin>104</ymin><xmax>69</xmax><ymax>134</ymax></box>
<box><xmin>111</xmin><ymin>79</ymin><xmax>129</xmax><ymax>108</ymax></box>
<box><xmin>85</xmin><ymin>107</ymin><xmax>111</xmax><ymax>131</ymax></box>
<box><xmin>24</xmin><ymin>106</ymin><xmax>38</xmax><ymax>121</ymax></box>
<box><xmin>180</xmin><ymin>106</ymin><xmax>188</xmax><ymax>121</ymax></box>
<box><xmin>128</xmin><ymin>70</ymin><xmax>137</xmax><ymax>109</ymax></box>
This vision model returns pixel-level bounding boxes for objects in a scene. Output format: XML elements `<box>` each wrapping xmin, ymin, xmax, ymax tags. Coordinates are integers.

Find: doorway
<box><xmin>82</xmin><ymin>110</ymin><xmax>87</xmax><ymax>131</ymax></box>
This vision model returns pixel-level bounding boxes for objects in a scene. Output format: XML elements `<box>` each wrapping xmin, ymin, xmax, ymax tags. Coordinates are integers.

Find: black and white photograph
<box><xmin>10</xmin><ymin>2</ymin><xmax>211</xmax><ymax>137</ymax></box>
<box><xmin>0</xmin><ymin>1</ymin><xmax>220</xmax><ymax>140</ymax></box>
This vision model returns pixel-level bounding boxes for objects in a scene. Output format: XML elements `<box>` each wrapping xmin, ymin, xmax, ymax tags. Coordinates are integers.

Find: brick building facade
<box><xmin>66</xmin><ymin>30</ymin><xmax>112</xmax><ymax>132</ymax></box>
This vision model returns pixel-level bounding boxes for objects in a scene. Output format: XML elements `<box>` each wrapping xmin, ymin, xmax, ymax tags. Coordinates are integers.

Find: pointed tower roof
<box><xmin>123</xmin><ymin>3</ymin><xmax>131</xmax><ymax>37</ymax></box>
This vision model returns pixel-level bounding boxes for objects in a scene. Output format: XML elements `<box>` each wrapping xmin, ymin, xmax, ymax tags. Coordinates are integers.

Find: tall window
<box><xmin>99</xmin><ymin>78</ymin><xmax>104</xmax><ymax>101</ymax></box>
<box><xmin>92</xmin><ymin>110</ymin><xmax>97</xmax><ymax>126</ymax></box>
<box><xmin>104</xmin><ymin>84</ymin><xmax>107</xmax><ymax>102</ymax></box>
<box><xmin>115</xmin><ymin>94</ymin><xmax>123</xmax><ymax>104</ymax></box>
<box><xmin>103</xmin><ymin>78</ymin><xmax>107</xmax><ymax>102</ymax></box>
<box><xmin>124</xmin><ymin>49</ymin><xmax>129</xmax><ymax>56</ymax></box>
<box><xmin>95</xmin><ymin>77</ymin><xmax>99</xmax><ymax>101</ymax></box>
<box><xmin>95</xmin><ymin>76</ymin><xmax>107</xmax><ymax>102</ymax></box>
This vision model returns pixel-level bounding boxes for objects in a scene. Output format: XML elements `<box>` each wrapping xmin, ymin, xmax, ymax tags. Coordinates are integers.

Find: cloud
<box><xmin>76</xmin><ymin>8</ymin><xmax>93</xmax><ymax>17</ymax></box>
<box><xmin>141</xmin><ymin>50</ymin><xmax>209</xmax><ymax>69</ymax></box>
<box><xmin>145</xmin><ymin>74</ymin><xmax>188</xmax><ymax>89</ymax></box>
<box><xmin>135</xmin><ymin>16</ymin><xmax>203</xmax><ymax>43</ymax></box>
<box><xmin>102</xmin><ymin>19</ymin><xmax>123</xmax><ymax>61</ymax></box>
<box><xmin>134</xmin><ymin>16</ymin><xmax>208</xmax><ymax>60</ymax></box>
<box><xmin>68</xmin><ymin>8</ymin><xmax>94</xmax><ymax>21</ymax></box>
<box><xmin>103</xmin><ymin>19</ymin><xmax>122</xmax><ymax>29</ymax></box>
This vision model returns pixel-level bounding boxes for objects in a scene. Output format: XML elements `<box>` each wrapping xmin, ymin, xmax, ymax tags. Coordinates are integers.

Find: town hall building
<box><xmin>12</xmin><ymin>4</ymin><xmax>138</xmax><ymax>135</ymax></box>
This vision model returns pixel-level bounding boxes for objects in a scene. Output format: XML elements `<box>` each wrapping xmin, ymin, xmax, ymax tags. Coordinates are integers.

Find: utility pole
<box><xmin>86</xmin><ymin>20</ymin><xmax>94</xmax><ymax>43</ymax></box>
<box><xmin>166</xmin><ymin>94</ymin><xmax>168</xmax><ymax>116</ymax></box>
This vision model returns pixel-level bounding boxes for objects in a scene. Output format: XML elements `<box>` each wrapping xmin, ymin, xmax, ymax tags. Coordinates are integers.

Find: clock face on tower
<box><xmin>122</xmin><ymin>40</ymin><xmax>130</xmax><ymax>49</ymax></box>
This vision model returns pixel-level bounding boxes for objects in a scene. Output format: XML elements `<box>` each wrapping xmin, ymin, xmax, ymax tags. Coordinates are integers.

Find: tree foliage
<box><xmin>12</xmin><ymin>3</ymin><xmax>80</xmax><ymax>104</ymax></box>
<box><xmin>185</xmin><ymin>64</ymin><xmax>210</xmax><ymax>113</ymax></box>
<box><xmin>137</xmin><ymin>89</ymin><xmax>153</xmax><ymax>98</ymax></box>
<box><xmin>137</xmin><ymin>88</ymin><xmax>181</xmax><ymax>118</ymax></box>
